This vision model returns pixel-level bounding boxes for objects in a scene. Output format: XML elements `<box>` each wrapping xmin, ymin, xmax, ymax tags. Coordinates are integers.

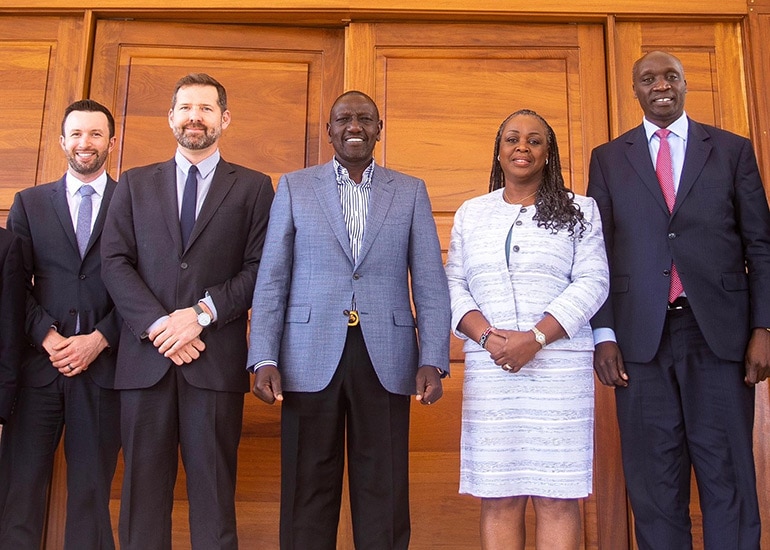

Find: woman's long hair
<box><xmin>489</xmin><ymin>109</ymin><xmax>587</xmax><ymax>238</ymax></box>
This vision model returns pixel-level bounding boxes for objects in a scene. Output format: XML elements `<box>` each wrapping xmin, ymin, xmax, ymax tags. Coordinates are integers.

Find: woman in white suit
<box><xmin>445</xmin><ymin>110</ymin><xmax>609</xmax><ymax>550</ymax></box>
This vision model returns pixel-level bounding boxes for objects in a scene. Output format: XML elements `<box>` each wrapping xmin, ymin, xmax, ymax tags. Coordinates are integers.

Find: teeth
<box><xmin>346</xmin><ymin>137</ymin><xmax>364</xmax><ymax>142</ymax></box>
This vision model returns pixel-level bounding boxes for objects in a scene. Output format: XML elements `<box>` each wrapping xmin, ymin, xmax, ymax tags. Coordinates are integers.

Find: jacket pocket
<box><xmin>286</xmin><ymin>305</ymin><xmax>311</xmax><ymax>323</ymax></box>
<box><xmin>392</xmin><ymin>309</ymin><xmax>416</xmax><ymax>327</ymax></box>
<box><xmin>611</xmin><ymin>275</ymin><xmax>630</xmax><ymax>293</ymax></box>
<box><xmin>721</xmin><ymin>271</ymin><xmax>748</xmax><ymax>291</ymax></box>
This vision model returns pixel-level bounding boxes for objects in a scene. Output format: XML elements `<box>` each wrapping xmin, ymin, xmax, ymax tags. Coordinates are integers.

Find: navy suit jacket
<box><xmin>247</xmin><ymin>160</ymin><xmax>450</xmax><ymax>395</ymax></box>
<box><xmin>588</xmin><ymin>119</ymin><xmax>770</xmax><ymax>363</ymax></box>
<box><xmin>0</xmin><ymin>228</ymin><xmax>25</xmax><ymax>421</ymax></box>
<box><xmin>101</xmin><ymin>158</ymin><xmax>274</xmax><ymax>392</ymax></box>
<box><xmin>6</xmin><ymin>176</ymin><xmax>121</xmax><ymax>389</ymax></box>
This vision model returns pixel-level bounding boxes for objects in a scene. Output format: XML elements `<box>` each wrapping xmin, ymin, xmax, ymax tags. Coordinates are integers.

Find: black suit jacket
<box><xmin>588</xmin><ymin>119</ymin><xmax>770</xmax><ymax>363</ymax></box>
<box><xmin>6</xmin><ymin>176</ymin><xmax>121</xmax><ymax>389</ymax></box>
<box><xmin>101</xmin><ymin>158</ymin><xmax>274</xmax><ymax>392</ymax></box>
<box><xmin>0</xmin><ymin>228</ymin><xmax>25</xmax><ymax>421</ymax></box>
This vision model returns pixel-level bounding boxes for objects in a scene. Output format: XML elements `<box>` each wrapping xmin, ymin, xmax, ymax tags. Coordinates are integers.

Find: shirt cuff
<box><xmin>592</xmin><ymin>327</ymin><xmax>617</xmax><ymax>346</ymax></box>
<box><xmin>200</xmin><ymin>293</ymin><xmax>217</xmax><ymax>323</ymax></box>
<box><xmin>249</xmin><ymin>359</ymin><xmax>278</xmax><ymax>374</ymax></box>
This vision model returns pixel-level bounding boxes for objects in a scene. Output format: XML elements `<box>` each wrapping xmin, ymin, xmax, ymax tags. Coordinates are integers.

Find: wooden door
<box><xmin>344</xmin><ymin>21</ymin><xmax>618</xmax><ymax>550</ymax></box>
<box><xmin>608</xmin><ymin>20</ymin><xmax>767</xmax><ymax>550</ymax></box>
<box><xmin>0</xmin><ymin>15</ymin><xmax>86</xmax><ymax>225</ymax></box>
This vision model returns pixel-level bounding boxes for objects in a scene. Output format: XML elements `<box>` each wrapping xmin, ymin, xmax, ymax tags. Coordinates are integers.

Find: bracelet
<box><xmin>478</xmin><ymin>326</ymin><xmax>494</xmax><ymax>349</ymax></box>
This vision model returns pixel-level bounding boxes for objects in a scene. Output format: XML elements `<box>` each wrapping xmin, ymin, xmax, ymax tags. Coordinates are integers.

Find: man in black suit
<box><xmin>0</xmin><ymin>227</ymin><xmax>24</xmax><ymax>424</ymax></box>
<box><xmin>0</xmin><ymin>100</ymin><xmax>122</xmax><ymax>549</ymax></box>
<box><xmin>101</xmin><ymin>73</ymin><xmax>274</xmax><ymax>549</ymax></box>
<box><xmin>588</xmin><ymin>50</ymin><xmax>770</xmax><ymax>550</ymax></box>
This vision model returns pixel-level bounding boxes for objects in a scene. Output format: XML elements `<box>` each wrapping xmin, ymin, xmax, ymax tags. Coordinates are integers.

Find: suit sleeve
<box><xmin>734</xmin><ymin>139</ymin><xmax>770</xmax><ymax>329</ymax></box>
<box><xmin>586</xmin><ymin>148</ymin><xmax>617</xmax><ymax>332</ymax></box>
<box><xmin>101</xmin><ymin>171</ymin><xmax>171</xmax><ymax>339</ymax></box>
<box><xmin>6</xmin><ymin>193</ymin><xmax>59</xmax><ymax>348</ymax></box>
<box><xmin>0</xmin><ymin>232</ymin><xmax>25</xmax><ymax>422</ymax></box>
<box><xmin>204</xmin><ymin>172</ymin><xmax>274</xmax><ymax>327</ymax></box>
<box><xmin>408</xmin><ymin>180</ymin><xmax>451</xmax><ymax>372</ymax></box>
<box><xmin>246</xmin><ymin>174</ymin><xmax>294</xmax><ymax>368</ymax></box>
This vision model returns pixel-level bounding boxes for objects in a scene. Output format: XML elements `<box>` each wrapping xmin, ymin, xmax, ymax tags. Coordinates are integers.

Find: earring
<box><xmin>545</xmin><ymin>158</ymin><xmax>549</xmax><ymax>165</ymax></box>
<box><xmin>496</xmin><ymin>155</ymin><xmax>500</xmax><ymax>161</ymax></box>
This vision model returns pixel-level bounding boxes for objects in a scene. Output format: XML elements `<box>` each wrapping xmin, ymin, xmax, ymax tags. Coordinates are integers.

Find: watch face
<box><xmin>198</xmin><ymin>312</ymin><xmax>212</xmax><ymax>326</ymax></box>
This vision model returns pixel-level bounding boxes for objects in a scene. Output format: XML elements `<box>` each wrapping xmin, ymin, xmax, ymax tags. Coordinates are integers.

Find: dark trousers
<box><xmin>280</xmin><ymin>325</ymin><xmax>411</xmax><ymax>550</ymax></box>
<box><xmin>0</xmin><ymin>376</ymin><xmax>121</xmax><ymax>550</ymax></box>
<box><xmin>616</xmin><ymin>307</ymin><xmax>760</xmax><ymax>550</ymax></box>
<box><xmin>118</xmin><ymin>366</ymin><xmax>244</xmax><ymax>550</ymax></box>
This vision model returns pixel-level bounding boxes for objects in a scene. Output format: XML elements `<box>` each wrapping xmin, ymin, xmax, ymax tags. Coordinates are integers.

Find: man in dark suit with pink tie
<box><xmin>588</xmin><ymin>51</ymin><xmax>770</xmax><ymax>549</ymax></box>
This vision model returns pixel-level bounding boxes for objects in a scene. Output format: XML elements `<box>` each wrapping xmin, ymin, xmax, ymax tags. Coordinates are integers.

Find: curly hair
<box><xmin>489</xmin><ymin>109</ymin><xmax>587</xmax><ymax>238</ymax></box>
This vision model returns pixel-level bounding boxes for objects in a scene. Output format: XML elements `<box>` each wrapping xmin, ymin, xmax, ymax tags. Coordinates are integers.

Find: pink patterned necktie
<box><xmin>655</xmin><ymin>128</ymin><xmax>684</xmax><ymax>302</ymax></box>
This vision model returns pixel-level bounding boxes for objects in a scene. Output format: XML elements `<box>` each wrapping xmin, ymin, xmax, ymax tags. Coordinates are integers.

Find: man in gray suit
<box><xmin>248</xmin><ymin>90</ymin><xmax>451</xmax><ymax>550</ymax></box>
<box><xmin>101</xmin><ymin>73</ymin><xmax>274</xmax><ymax>549</ymax></box>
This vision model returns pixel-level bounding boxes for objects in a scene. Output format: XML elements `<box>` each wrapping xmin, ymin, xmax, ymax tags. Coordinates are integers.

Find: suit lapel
<box><xmin>312</xmin><ymin>162</ymin><xmax>355</xmax><ymax>266</ymax></box>
<box><xmin>185</xmin><ymin>159</ymin><xmax>236</xmax><ymax>251</ymax></box>
<box><xmin>625</xmin><ymin>125</ymin><xmax>670</xmax><ymax>215</ymax></box>
<box><xmin>356</xmin><ymin>165</ymin><xmax>394</xmax><ymax>267</ymax></box>
<box><xmin>155</xmin><ymin>160</ymin><xmax>185</xmax><ymax>255</ymax></box>
<box><xmin>674</xmin><ymin>119</ymin><xmax>710</xmax><ymax>214</ymax></box>
<box><xmin>50</xmin><ymin>177</ymin><xmax>80</xmax><ymax>258</ymax></box>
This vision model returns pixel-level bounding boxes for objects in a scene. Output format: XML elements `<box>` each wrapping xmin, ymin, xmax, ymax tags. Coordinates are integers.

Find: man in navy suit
<box><xmin>0</xmin><ymin>100</ymin><xmax>122</xmax><ymax>549</ymax></box>
<box><xmin>101</xmin><ymin>73</ymin><xmax>274</xmax><ymax>549</ymax></box>
<box><xmin>588</xmin><ymin>51</ymin><xmax>770</xmax><ymax>550</ymax></box>
<box><xmin>248</xmin><ymin>91</ymin><xmax>450</xmax><ymax>550</ymax></box>
<box><xmin>0</xmin><ymin>227</ymin><xmax>24</xmax><ymax>424</ymax></box>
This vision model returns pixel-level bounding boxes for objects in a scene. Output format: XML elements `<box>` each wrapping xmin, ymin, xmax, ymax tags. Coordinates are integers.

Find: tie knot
<box><xmin>188</xmin><ymin>165</ymin><xmax>198</xmax><ymax>177</ymax></box>
<box><xmin>79</xmin><ymin>184</ymin><xmax>96</xmax><ymax>198</ymax></box>
<box><xmin>655</xmin><ymin>128</ymin><xmax>671</xmax><ymax>140</ymax></box>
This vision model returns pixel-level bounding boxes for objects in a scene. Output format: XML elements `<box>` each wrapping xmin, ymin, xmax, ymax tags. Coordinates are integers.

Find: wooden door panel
<box><xmin>91</xmin><ymin>19</ymin><xmax>344</xmax><ymax>182</ymax></box>
<box><xmin>345</xmin><ymin>21</ymin><xmax>618</xmax><ymax>550</ymax></box>
<box><xmin>0</xmin><ymin>15</ymin><xmax>85</xmax><ymax>218</ymax></box>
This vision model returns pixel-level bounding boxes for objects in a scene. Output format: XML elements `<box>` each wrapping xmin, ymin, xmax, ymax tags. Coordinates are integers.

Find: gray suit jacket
<box><xmin>247</xmin><ymin>160</ymin><xmax>450</xmax><ymax>395</ymax></box>
<box><xmin>102</xmin><ymin>158</ymin><xmax>274</xmax><ymax>392</ymax></box>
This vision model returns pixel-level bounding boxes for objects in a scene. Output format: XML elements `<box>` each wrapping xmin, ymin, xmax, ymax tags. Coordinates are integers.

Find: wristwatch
<box><xmin>531</xmin><ymin>326</ymin><xmax>547</xmax><ymax>349</ymax></box>
<box><xmin>193</xmin><ymin>303</ymin><xmax>212</xmax><ymax>327</ymax></box>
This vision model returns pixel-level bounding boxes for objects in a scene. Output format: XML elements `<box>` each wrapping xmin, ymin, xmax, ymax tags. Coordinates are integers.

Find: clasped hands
<box><xmin>485</xmin><ymin>328</ymin><xmax>540</xmax><ymax>373</ymax></box>
<box><xmin>44</xmin><ymin>328</ymin><xmax>108</xmax><ymax>377</ymax></box>
<box><xmin>148</xmin><ymin>307</ymin><xmax>207</xmax><ymax>365</ymax></box>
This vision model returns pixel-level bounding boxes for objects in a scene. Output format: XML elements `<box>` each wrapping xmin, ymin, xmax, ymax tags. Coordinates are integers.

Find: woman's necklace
<box><xmin>503</xmin><ymin>188</ymin><xmax>538</xmax><ymax>204</ymax></box>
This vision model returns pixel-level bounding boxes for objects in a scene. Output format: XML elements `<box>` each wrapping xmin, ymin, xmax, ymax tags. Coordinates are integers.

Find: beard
<box><xmin>173</xmin><ymin>123</ymin><xmax>222</xmax><ymax>150</ymax></box>
<box><xmin>65</xmin><ymin>149</ymin><xmax>108</xmax><ymax>177</ymax></box>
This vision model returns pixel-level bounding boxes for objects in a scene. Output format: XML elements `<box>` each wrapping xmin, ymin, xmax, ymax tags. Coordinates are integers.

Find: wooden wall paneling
<box><xmin>342</xmin><ymin>20</ymin><xmax>619</xmax><ymax>549</ymax></box>
<box><xmin>0</xmin><ymin>15</ymin><xmax>86</xmax><ymax>217</ymax></box>
<box><xmin>87</xmin><ymin>18</ymin><xmax>344</xmax><ymax>548</ymax></box>
<box><xmin>610</xmin><ymin>19</ymin><xmax>769</xmax><ymax>550</ymax></box>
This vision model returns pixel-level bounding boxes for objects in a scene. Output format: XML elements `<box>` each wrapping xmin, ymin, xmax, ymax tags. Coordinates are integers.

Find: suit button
<box><xmin>69</xmin><ymin>308</ymin><xmax>77</xmax><ymax>315</ymax></box>
<box><xmin>668</xmin><ymin>232</ymin><xmax>676</xmax><ymax>239</ymax></box>
<box><xmin>353</xmin><ymin>273</ymin><xmax>360</xmax><ymax>280</ymax></box>
<box><xmin>79</xmin><ymin>274</ymin><xmax>86</xmax><ymax>280</ymax></box>
<box><xmin>180</xmin><ymin>262</ymin><xmax>189</xmax><ymax>269</ymax></box>
<box><xmin>512</xmin><ymin>245</ymin><xmax>520</xmax><ymax>252</ymax></box>
<box><xmin>515</xmin><ymin>220</ymin><xmax>523</xmax><ymax>226</ymax></box>
<box><xmin>343</xmin><ymin>309</ymin><xmax>350</xmax><ymax>316</ymax></box>
<box><xmin>663</xmin><ymin>269</ymin><xmax>671</xmax><ymax>276</ymax></box>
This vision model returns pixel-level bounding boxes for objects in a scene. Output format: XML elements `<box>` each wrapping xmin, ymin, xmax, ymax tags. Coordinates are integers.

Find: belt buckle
<box><xmin>347</xmin><ymin>310</ymin><xmax>360</xmax><ymax>326</ymax></box>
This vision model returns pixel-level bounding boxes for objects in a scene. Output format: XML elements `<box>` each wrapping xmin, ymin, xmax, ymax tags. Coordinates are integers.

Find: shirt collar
<box><xmin>643</xmin><ymin>111</ymin><xmax>689</xmax><ymax>143</ymax></box>
<box><xmin>333</xmin><ymin>156</ymin><xmax>375</xmax><ymax>187</ymax></box>
<box><xmin>65</xmin><ymin>170</ymin><xmax>108</xmax><ymax>198</ymax></box>
<box><xmin>175</xmin><ymin>149</ymin><xmax>221</xmax><ymax>179</ymax></box>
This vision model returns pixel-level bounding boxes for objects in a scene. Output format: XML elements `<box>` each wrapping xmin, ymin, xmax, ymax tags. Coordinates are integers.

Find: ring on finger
<box><xmin>502</xmin><ymin>364</ymin><xmax>513</xmax><ymax>372</ymax></box>
<box><xmin>67</xmin><ymin>365</ymin><xmax>74</xmax><ymax>372</ymax></box>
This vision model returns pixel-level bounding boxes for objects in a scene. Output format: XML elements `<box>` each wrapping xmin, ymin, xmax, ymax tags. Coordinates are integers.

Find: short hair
<box><xmin>330</xmin><ymin>90</ymin><xmax>380</xmax><ymax>121</ymax></box>
<box><xmin>171</xmin><ymin>73</ymin><xmax>228</xmax><ymax>112</ymax></box>
<box><xmin>61</xmin><ymin>99</ymin><xmax>115</xmax><ymax>138</ymax></box>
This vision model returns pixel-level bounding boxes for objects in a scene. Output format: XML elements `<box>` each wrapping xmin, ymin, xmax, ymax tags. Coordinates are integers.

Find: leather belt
<box><xmin>667</xmin><ymin>296</ymin><xmax>689</xmax><ymax>311</ymax></box>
